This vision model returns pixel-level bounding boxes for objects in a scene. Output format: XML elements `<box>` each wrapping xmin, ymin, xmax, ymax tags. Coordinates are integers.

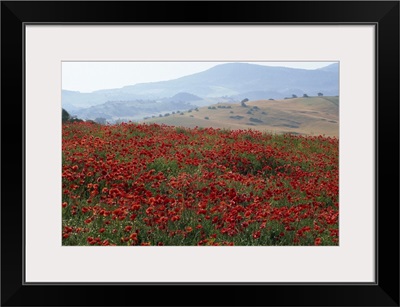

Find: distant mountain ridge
<box><xmin>169</xmin><ymin>92</ymin><xmax>203</xmax><ymax>102</ymax></box>
<box><xmin>62</xmin><ymin>62</ymin><xmax>339</xmax><ymax>122</ymax></box>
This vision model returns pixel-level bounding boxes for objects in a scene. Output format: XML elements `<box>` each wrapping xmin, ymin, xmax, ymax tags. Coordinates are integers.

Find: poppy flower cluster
<box><xmin>62</xmin><ymin>122</ymin><xmax>338</xmax><ymax>246</ymax></box>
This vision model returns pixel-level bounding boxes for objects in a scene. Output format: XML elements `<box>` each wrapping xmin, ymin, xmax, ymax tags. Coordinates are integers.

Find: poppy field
<box><xmin>62</xmin><ymin>122</ymin><xmax>339</xmax><ymax>246</ymax></box>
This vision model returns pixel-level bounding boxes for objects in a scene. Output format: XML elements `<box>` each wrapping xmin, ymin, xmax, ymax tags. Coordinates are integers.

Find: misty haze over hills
<box><xmin>62</xmin><ymin>62</ymin><xmax>339</xmax><ymax>122</ymax></box>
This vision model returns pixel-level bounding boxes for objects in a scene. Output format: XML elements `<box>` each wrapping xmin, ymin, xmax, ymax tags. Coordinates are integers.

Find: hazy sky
<box><xmin>62</xmin><ymin>61</ymin><xmax>336</xmax><ymax>93</ymax></box>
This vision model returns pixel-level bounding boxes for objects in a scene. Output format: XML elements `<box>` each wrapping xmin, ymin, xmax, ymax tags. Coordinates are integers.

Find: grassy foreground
<box><xmin>62</xmin><ymin>122</ymin><xmax>338</xmax><ymax>246</ymax></box>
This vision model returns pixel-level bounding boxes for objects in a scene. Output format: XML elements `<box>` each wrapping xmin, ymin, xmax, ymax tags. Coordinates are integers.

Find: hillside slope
<box><xmin>141</xmin><ymin>96</ymin><xmax>339</xmax><ymax>137</ymax></box>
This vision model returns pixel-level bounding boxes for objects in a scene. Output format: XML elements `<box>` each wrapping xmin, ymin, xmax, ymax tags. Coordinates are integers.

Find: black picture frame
<box><xmin>1</xmin><ymin>1</ymin><xmax>399</xmax><ymax>306</ymax></box>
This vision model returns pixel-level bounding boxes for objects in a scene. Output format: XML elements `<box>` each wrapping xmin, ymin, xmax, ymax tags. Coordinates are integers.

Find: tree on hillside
<box><xmin>69</xmin><ymin>116</ymin><xmax>83</xmax><ymax>123</ymax></box>
<box><xmin>318</xmin><ymin>92</ymin><xmax>324</xmax><ymax>96</ymax></box>
<box><xmin>303</xmin><ymin>94</ymin><xmax>309</xmax><ymax>98</ymax></box>
<box><xmin>241</xmin><ymin>98</ymin><xmax>249</xmax><ymax>107</ymax></box>
<box><xmin>63</xmin><ymin>108</ymin><xmax>83</xmax><ymax>123</ymax></box>
<box><xmin>292</xmin><ymin>94</ymin><xmax>297</xmax><ymax>98</ymax></box>
<box><xmin>62</xmin><ymin>108</ymin><xmax>70</xmax><ymax>123</ymax></box>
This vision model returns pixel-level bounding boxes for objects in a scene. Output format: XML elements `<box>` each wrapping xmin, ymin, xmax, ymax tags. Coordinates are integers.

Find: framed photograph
<box><xmin>1</xmin><ymin>1</ymin><xmax>399</xmax><ymax>306</ymax></box>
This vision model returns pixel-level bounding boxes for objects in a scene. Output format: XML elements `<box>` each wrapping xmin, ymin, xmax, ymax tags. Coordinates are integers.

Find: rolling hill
<box><xmin>140</xmin><ymin>96</ymin><xmax>339</xmax><ymax>137</ymax></box>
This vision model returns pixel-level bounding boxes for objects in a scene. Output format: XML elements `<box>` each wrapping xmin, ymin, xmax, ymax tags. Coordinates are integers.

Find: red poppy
<box><xmin>253</xmin><ymin>231</ymin><xmax>261</xmax><ymax>239</ymax></box>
